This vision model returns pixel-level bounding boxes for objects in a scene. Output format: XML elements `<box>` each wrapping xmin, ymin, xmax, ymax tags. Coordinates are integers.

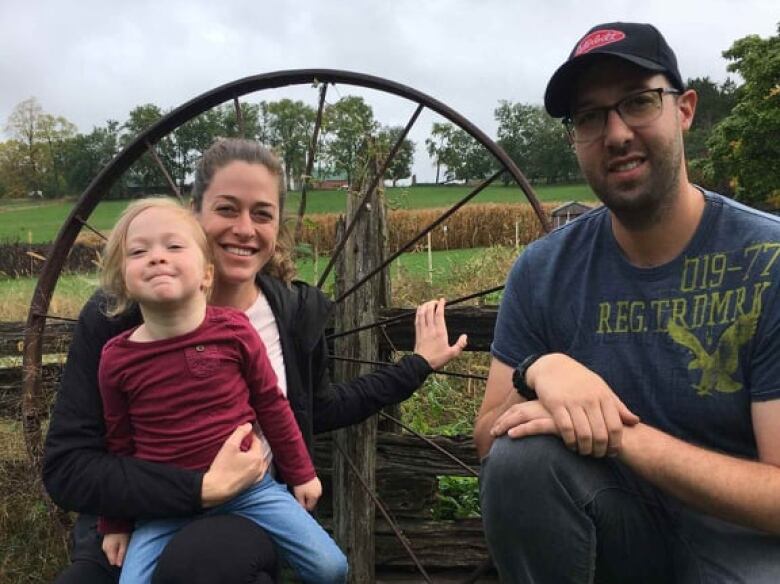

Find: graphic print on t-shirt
<box><xmin>595</xmin><ymin>243</ymin><xmax>778</xmax><ymax>397</ymax></box>
<box><xmin>666</xmin><ymin>308</ymin><xmax>758</xmax><ymax>396</ymax></box>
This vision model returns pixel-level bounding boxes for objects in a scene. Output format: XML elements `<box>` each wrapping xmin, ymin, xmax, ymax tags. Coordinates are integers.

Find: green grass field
<box><xmin>0</xmin><ymin>183</ymin><xmax>594</xmax><ymax>243</ymax></box>
<box><xmin>0</xmin><ymin>199</ymin><xmax>132</xmax><ymax>244</ymax></box>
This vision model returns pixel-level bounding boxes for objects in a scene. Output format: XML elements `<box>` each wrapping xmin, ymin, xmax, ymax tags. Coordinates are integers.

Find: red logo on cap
<box><xmin>574</xmin><ymin>30</ymin><xmax>626</xmax><ymax>56</ymax></box>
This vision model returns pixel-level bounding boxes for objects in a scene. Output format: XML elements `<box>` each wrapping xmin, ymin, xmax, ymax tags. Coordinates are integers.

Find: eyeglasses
<box><xmin>563</xmin><ymin>88</ymin><xmax>681</xmax><ymax>144</ymax></box>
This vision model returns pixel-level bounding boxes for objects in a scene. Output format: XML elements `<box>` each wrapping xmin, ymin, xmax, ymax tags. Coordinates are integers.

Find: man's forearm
<box><xmin>620</xmin><ymin>423</ymin><xmax>780</xmax><ymax>534</ymax></box>
<box><xmin>474</xmin><ymin>391</ymin><xmax>524</xmax><ymax>458</ymax></box>
<box><xmin>474</xmin><ymin>412</ymin><xmax>500</xmax><ymax>459</ymax></box>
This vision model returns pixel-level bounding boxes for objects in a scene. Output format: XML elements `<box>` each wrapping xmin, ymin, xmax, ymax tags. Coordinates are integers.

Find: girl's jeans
<box><xmin>118</xmin><ymin>474</ymin><xmax>347</xmax><ymax>584</ymax></box>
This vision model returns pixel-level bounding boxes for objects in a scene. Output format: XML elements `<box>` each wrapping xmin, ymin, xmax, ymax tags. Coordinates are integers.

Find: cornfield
<box><xmin>297</xmin><ymin>203</ymin><xmax>552</xmax><ymax>254</ymax></box>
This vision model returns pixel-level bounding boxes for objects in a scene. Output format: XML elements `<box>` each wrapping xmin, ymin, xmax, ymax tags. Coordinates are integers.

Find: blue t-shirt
<box><xmin>492</xmin><ymin>191</ymin><xmax>780</xmax><ymax>459</ymax></box>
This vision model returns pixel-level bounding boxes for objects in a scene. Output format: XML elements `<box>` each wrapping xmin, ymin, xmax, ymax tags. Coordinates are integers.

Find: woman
<box><xmin>44</xmin><ymin>138</ymin><xmax>467</xmax><ymax>583</ymax></box>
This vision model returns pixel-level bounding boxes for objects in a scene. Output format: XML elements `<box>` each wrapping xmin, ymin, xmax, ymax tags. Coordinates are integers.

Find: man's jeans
<box><xmin>480</xmin><ymin>435</ymin><xmax>780</xmax><ymax>583</ymax></box>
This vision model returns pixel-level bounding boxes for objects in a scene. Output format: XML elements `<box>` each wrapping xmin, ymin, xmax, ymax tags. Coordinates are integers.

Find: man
<box><xmin>475</xmin><ymin>22</ymin><xmax>780</xmax><ymax>583</ymax></box>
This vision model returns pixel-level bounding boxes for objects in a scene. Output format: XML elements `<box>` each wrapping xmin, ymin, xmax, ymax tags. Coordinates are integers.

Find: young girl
<box><xmin>97</xmin><ymin>197</ymin><xmax>347</xmax><ymax>584</ymax></box>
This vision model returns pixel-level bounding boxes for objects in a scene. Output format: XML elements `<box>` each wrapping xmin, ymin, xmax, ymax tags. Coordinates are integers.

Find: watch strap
<box><xmin>512</xmin><ymin>353</ymin><xmax>543</xmax><ymax>400</ymax></box>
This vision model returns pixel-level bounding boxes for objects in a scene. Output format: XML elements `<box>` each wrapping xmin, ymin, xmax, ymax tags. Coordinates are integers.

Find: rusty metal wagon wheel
<box><xmin>22</xmin><ymin>69</ymin><xmax>551</xmax><ymax>577</ymax></box>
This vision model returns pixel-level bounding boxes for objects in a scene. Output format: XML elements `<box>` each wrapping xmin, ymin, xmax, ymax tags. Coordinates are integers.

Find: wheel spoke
<box><xmin>233</xmin><ymin>96</ymin><xmax>246</xmax><ymax>137</ymax></box>
<box><xmin>448</xmin><ymin>284</ymin><xmax>504</xmax><ymax>306</ymax></box>
<box><xmin>316</xmin><ymin>103</ymin><xmax>425</xmax><ymax>289</ymax></box>
<box><xmin>335</xmin><ymin>169</ymin><xmax>505</xmax><ymax>303</ymax></box>
<box><xmin>74</xmin><ymin>215</ymin><xmax>108</xmax><ymax>241</ymax></box>
<box><xmin>145</xmin><ymin>140</ymin><xmax>183</xmax><ymax>202</ymax></box>
<box><xmin>378</xmin><ymin>411</ymin><xmax>480</xmax><ymax>478</ymax></box>
<box><xmin>332</xmin><ymin>440</ymin><xmax>433</xmax><ymax>583</ymax></box>
<box><xmin>329</xmin><ymin>355</ymin><xmax>487</xmax><ymax>381</ymax></box>
<box><xmin>294</xmin><ymin>83</ymin><xmax>328</xmax><ymax>241</ymax></box>
<box><xmin>327</xmin><ymin>285</ymin><xmax>504</xmax><ymax>341</ymax></box>
<box><xmin>32</xmin><ymin>313</ymin><xmax>79</xmax><ymax>323</ymax></box>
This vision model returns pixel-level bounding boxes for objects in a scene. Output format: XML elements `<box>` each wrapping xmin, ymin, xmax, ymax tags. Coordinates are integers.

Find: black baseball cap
<box><xmin>544</xmin><ymin>22</ymin><xmax>685</xmax><ymax>118</ymax></box>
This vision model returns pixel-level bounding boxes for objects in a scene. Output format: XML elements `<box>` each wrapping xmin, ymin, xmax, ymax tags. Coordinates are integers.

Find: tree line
<box><xmin>1</xmin><ymin>26</ymin><xmax>777</xmax><ymax>206</ymax></box>
<box><xmin>0</xmin><ymin>94</ymin><xmax>417</xmax><ymax>200</ymax></box>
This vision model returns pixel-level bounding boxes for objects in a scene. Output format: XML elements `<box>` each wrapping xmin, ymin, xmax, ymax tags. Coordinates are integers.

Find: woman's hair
<box><xmin>100</xmin><ymin>197</ymin><xmax>213</xmax><ymax>317</ymax></box>
<box><xmin>191</xmin><ymin>138</ymin><xmax>296</xmax><ymax>284</ymax></box>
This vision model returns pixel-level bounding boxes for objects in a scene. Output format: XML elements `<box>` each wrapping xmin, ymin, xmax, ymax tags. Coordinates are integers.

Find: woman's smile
<box><xmin>196</xmin><ymin>160</ymin><xmax>281</xmax><ymax>307</ymax></box>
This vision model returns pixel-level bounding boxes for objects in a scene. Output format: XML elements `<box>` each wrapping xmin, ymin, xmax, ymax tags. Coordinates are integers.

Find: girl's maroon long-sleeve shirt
<box><xmin>97</xmin><ymin>305</ymin><xmax>315</xmax><ymax>533</ymax></box>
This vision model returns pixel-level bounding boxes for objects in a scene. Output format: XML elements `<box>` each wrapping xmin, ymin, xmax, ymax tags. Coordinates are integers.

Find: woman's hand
<box><xmin>201</xmin><ymin>424</ymin><xmax>270</xmax><ymax>508</ymax></box>
<box><xmin>293</xmin><ymin>476</ymin><xmax>322</xmax><ymax>511</ymax></box>
<box><xmin>413</xmin><ymin>298</ymin><xmax>468</xmax><ymax>370</ymax></box>
<box><xmin>102</xmin><ymin>532</ymin><xmax>130</xmax><ymax>567</ymax></box>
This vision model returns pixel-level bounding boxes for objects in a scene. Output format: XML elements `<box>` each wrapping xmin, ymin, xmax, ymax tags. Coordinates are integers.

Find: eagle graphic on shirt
<box><xmin>666</xmin><ymin>310</ymin><xmax>759</xmax><ymax>396</ymax></box>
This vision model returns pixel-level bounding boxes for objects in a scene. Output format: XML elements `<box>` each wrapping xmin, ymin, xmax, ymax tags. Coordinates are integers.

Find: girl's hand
<box><xmin>293</xmin><ymin>476</ymin><xmax>322</xmax><ymax>511</ymax></box>
<box><xmin>414</xmin><ymin>298</ymin><xmax>468</xmax><ymax>370</ymax></box>
<box><xmin>102</xmin><ymin>532</ymin><xmax>130</xmax><ymax>567</ymax></box>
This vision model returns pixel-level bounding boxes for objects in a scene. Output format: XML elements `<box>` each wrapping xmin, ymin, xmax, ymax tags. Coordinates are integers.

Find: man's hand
<box><xmin>528</xmin><ymin>353</ymin><xmax>639</xmax><ymax>457</ymax></box>
<box><xmin>490</xmin><ymin>399</ymin><xmax>559</xmax><ymax>439</ymax></box>
<box><xmin>414</xmin><ymin>298</ymin><xmax>468</xmax><ymax>370</ymax></box>
<box><xmin>201</xmin><ymin>423</ymin><xmax>271</xmax><ymax>508</ymax></box>
<box><xmin>102</xmin><ymin>532</ymin><xmax>130</xmax><ymax>567</ymax></box>
<box><xmin>293</xmin><ymin>476</ymin><xmax>322</xmax><ymax>511</ymax></box>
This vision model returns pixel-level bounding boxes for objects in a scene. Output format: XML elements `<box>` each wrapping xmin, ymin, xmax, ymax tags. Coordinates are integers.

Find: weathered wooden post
<box><xmin>332</xmin><ymin>152</ymin><xmax>389</xmax><ymax>582</ymax></box>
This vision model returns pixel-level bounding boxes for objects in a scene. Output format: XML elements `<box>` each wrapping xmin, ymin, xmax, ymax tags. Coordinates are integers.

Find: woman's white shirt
<box><xmin>245</xmin><ymin>290</ymin><xmax>288</xmax><ymax>397</ymax></box>
<box><xmin>244</xmin><ymin>290</ymin><xmax>289</xmax><ymax>473</ymax></box>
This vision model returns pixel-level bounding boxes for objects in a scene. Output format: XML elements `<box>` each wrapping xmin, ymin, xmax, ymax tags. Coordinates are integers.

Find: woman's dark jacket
<box><xmin>42</xmin><ymin>274</ymin><xmax>431</xmax><ymax>520</ymax></box>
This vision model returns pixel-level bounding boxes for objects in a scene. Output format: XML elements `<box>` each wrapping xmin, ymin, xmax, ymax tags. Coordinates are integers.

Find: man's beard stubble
<box><xmin>589</xmin><ymin>132</ymin><xmax>685</xmax><ymax>231</ymax></box>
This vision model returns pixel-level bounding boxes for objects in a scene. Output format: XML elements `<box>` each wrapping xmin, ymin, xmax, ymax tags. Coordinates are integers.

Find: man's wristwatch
<box><xmin>512</xmin><ymin>354</ymin><xmax>544</xmax><ymax>400</ymax></box>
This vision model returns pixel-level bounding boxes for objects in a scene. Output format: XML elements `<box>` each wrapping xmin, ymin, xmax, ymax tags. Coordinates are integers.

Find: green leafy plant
<box><xmin>432</xmin><ymin>476</ymin><xmax>480</xmax><ymax>520</ymax></box>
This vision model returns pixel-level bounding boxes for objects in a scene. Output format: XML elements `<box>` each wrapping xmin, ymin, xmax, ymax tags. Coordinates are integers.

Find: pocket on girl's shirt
<box><xmin>184</xmin><ymin>344</ymin><xmax>223</xmax><ymax>377</ymax></box>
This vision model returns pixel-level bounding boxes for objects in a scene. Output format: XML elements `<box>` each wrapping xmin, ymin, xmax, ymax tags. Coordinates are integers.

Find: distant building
<box><xmin>311</xmin><ymin>170</ymin><xmax>349</xmax><ymax>190</ymax></box>
<box><xmin>551</xmin><ymin>201</ymin><xmax>592</xmax><ymax>228</ymax></box>
<box><xmin>311</xmin><ymin>178</ymin><xmax>349</xmax><ymax>190</ymax></box>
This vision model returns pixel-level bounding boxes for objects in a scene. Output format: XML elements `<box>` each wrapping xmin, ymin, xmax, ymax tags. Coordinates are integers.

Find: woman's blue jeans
<box><xmin>118</xmin><ymin>474</ymin><xmax>347</xmax><ymax>584</ymax></box>
<box><xmin>480</xmin><ymin>435</ymin><xmax>780</xmax><ymax>583</ymax></box>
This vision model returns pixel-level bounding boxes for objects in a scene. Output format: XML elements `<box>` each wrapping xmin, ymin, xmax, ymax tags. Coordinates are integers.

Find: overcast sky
<box><xmin>1</xmin><ymin>0</ymin><xmax>776</xmax><ymax>181</ymax></box>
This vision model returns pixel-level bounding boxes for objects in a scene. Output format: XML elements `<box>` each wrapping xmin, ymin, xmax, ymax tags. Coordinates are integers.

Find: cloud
<box><xmin>1</xmin><ymin>0</ymin><xmax>777</xmax><ymax>179</ymax></box>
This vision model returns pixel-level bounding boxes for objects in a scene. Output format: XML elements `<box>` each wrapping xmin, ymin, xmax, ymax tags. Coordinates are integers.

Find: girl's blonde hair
<box><xmin>101</xmin><ymin>197</ymin><xmax>213</xmax><ymax>317</ymax></box>
<box><xmin>191</xmin><ymin>138</ymin><xmax>296</xmax><ymax>284</ymax></box>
